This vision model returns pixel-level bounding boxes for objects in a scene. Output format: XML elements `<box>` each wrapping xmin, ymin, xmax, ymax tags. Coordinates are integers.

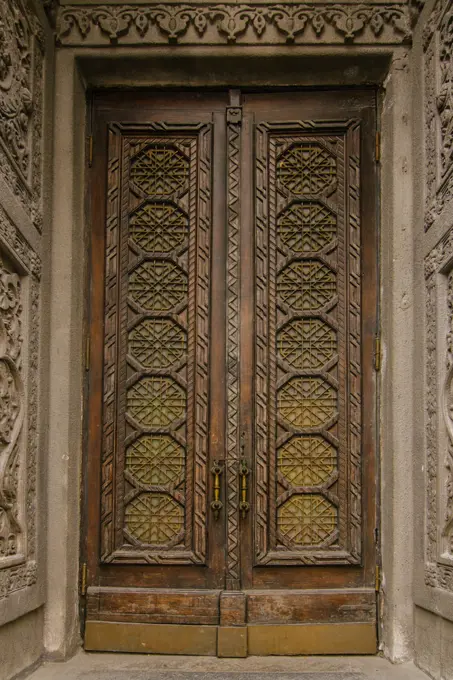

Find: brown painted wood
<box><xmin>84</xmin><ymin>88</ymin><xmax>378</xmax><ymax>653</ymax></box>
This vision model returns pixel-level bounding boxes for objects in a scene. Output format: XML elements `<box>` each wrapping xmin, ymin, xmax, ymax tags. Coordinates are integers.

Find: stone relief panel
<box><xmin>0</xmin><ymin>0</ymin><xmax>45</xmax><ymax>232</ymax></box>
<box><xmin>56</xmin><ymin>2</ymin><xmax>411</xmax><ymax>46</ymax></box>
<box><xmin>424</xmin><ymin>227</ymin><xmax>453</xmax><ymax>591</ymax></box>
<box><xmin>424</xmin><ymin>0</ymin><xmax>453</xmax><ymax>230</ymax></box>
<box><xmin>0</xmin><ymin>204</ymin><xmax>41</xmax><ymax>603</ymax></box>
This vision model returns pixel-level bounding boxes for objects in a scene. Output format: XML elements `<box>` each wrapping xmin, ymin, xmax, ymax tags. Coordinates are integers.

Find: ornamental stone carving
<box><xmin>425</xmin><ymin>227</ymin><xmax>453</xmax><ymax>591</ymax></box>
<box><xmin>0</xmin><ymin>0</ymin><xmax>44</xmax><ymax>232</ymax></box>
<box><xmin>0</xmin><ymin>205</ymin><xmax>40</xmax><ymax>601</ymax></box>
<box><xmin>0</xmin><ymin>255</ymin><xmax>23</xmax><ymax>561</ymax></box>
<box><xmin>57</xmin><ymin>2</ymin><xmax>411</xmax><ymax>45</ymax></box>
<box><xmin>424</xmin><ymin>0</ymin><xmax>453</xmax><ymax>230</ymax></box>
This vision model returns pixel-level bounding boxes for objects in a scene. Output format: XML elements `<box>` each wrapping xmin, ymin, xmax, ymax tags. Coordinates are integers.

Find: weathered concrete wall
<box><xmin>0</xmin><ymin>609</ymin><xmax>43</xmax><ymax>680</ymax></box>
<box><xmin>379</xmin><ymin>47</ymin><xmax>415</xmax><ymax>663</ymax></box>
<box><xmin>412</xmin><ymin>0</ymin><xmax>453</xmax><ymax>676</ymax></box>
<box><xmin>0</xmin><ymin>0</ymin><xmax>54</xmax><ymax>677</ymax></box>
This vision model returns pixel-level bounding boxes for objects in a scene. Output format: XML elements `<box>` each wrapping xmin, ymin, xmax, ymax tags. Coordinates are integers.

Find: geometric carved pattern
<box><xmin>278</xmin><ymin>201</ymin><xmax>336</xmax><ymax>252</ymax></box>
<box><xmin>225</xmin><ymin>110</ymin><xmax>241</xmax><ymax>590</ymax></box>
<box><xmin>129</xmin><ymin>202</ymin><xmax>188</xmax><ymax>253</ymax></box>
<box><xmin>125</xmin><ymin>435</ymin><xmax>185</xmax><ymax>486</ymax></box>
<box><xmin>277</xmin><ymin>494</ymin><xmax>337</xmax><ymax>546</ymax></box>
<box><xmin>277</xmin><ymin>260</ymin><xmax>336</xmax><ymax>311</ymax></box>
<box><xmin>129</xmin><ymin>319</ymin><xmax>186</xmax><ymax>369</ymax></box>
<box><xmin>278</xmin><ymin>436</ymin><xmax>337</xmax><ymax>486</ymax></box>
<box><xmin>129</xmin><ymin>260</ymin><xmax>187</xmax><ymax>311</ymax></box>
<box><xmin>130</xmin><ymin>145</ymin><xmax>189</xmax><ymax>196</ymax></box>
<box><xmin>278</xmin><ymin>143</ymin><xmax>337</xmax><ymax>195</ymax></box>
<box><xmin>278</xmin><ymin>377</ymin><xmax>337</xmax><ymax>428</ymax></box>
<box><xmin>127</xmin><ymin>377</ymin><xmax>186</xmax><ymax>428</ymax></box>
<box><xmin>101</xmin><ymin>123</ymin><xmax>211</xmax><ymax>566</ymax></box>
<box><xmin>255</xmin><ymin>121</ymin><xmax>361</xmax><ymax>565</ymax></box>
<box><xmin>125</xmin><ymin>493</ymin><xmax>184</xmax><ymax>545</ymax></box>
<box><xmin>278</xmin><ymin>319</ymin><xmax>336</xmax><ymax>370</ymax></box>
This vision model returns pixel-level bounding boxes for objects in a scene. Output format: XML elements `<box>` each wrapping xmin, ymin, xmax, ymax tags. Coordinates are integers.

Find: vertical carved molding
<box><xmin>254</xmin><ymin>123</ymin><xmax>270</xmax><ymax>563</ymax></box>
<box><xmin>225</xmin><ymin>106</ymin><xmax>241</xmax><ymax>590</ymax></box>
<box><xmin>443</xmin><ymin>270</ymin><xmax>453</xmax><ymax>550</ymax></box>
<box><xmin>0</xmin><ymin>205</ymin><xmax>41</xmax><ymax>602</ymax></box>
<box><xmin>424</xmin><ymin>228</ymin><xmax>453</xmax><ymax>589</ymax></box>
<box><xmin>424</xmin><ymin>0</ymin><xmax>453</xmax><ymax>230</ymax></box>
<box><xmin>0</xmin><ymin>256</ymin><xmax>24</xmax><ymax>560</ymax></box>
<box><xmin>347</xmin><ymin>122</ymin><xmax>362</xmax><ymax>559</ymax></box>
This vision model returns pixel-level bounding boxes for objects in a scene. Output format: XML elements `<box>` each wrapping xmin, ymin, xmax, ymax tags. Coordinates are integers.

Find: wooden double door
<box><xmin>84</xmin><ymin>89</ymin><xmax>378</xmax><ymax>656</ymax></box>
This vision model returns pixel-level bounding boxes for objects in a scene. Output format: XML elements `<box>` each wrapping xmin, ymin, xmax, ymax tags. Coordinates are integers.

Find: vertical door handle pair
<box><xmin>210</xmin><ymin>442</ymin><xmax>251</xmax><ymax>519</ymax></box>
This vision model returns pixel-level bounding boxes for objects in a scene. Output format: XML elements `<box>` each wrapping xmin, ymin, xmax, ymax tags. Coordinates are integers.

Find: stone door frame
<box><xmin>45</xmin><ymin>43</ymin><xmax>415</xmax><ymax>661</ymax></box>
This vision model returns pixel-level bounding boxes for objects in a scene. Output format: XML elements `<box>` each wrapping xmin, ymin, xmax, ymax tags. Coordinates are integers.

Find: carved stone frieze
<box><xmin>0</xmin><ymin>0</ymin><xmax>45</xmax><ymax>232</ymax></box>
<box><xmin>57</xmin><ymin>2</ymin><xmax>411</xmax><ymax>45</ymax></box>
<box><xmin>424</xmin><ymin>226</ymin><xmax>453</xmax><ymax>591</ymax></box>
<box><xmin>424</xmin><ymin>0</ymin><xmax>453</xmax><ymax>230</ymax></box>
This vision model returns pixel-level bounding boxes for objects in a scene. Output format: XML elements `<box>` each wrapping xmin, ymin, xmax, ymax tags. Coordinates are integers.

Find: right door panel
<box><xmin>239</xmin><ymin>91</ymin><xmax>378</xmax><ymax>652</ymax></box>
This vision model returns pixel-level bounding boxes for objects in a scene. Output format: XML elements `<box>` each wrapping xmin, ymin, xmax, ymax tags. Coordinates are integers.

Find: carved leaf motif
<box><xmin>369</xmin><ymin>12</ymin><xmax>385</xmax><ymax>35</ymax></box>
<box><xmin>93</xmin><ymin>8</ymin><xmax>131</xmax><ymax>39</ymax></box>
<box><xmin>382</xmin><ymin>7</ymin><xmax>411</xmax><ymax>37</ymax></box>
<box><xmin>269</xmin><ymin>7</ymin><xmax>309</xmax><ymax>42</ymax></box>
<box><xmin>211</xmin><ymin>6</ymin><xmax>251</xmax><ymax>42</ymax></box>
<box><xmin>130</xmin><ymin>9</ymin><xmax>149</xmax><ymax>37</ymax></box>
<box><xmin>151</xmin><ymin>7</ymin><xmax>192</xmax><ymax>41</ymax></box>
<box><xmin>193</xmin><ymin>10</ymin><xmax>208</xmax><ymax>35</ymax></box>
<box><xmin>325</xmin><ymin>7</ymin><xmax>368</xmax><ymax>39</ymax></box>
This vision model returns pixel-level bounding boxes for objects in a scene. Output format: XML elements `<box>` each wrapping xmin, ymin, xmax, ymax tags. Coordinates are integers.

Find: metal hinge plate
<box><xmin>85</xmin><ymin>335</ymin><xmax>90</xmax><ymax>371</ymax></box>
<box><xmin>81</xmin><ymin>562</ymin><xmax>87</xmax><ymax>596</ymax></box>
<box><xmin>374</xmin><ymin>336</ymin><xmax>381</xmax><ymax>372</ymax></box>
<box><xmin>87</xmin><ymin>135</ymin><xmax>93</xmax><ymax>167</ymax></box>
<box><xmin>375</xmin><ymin>565</ymin><xmax>380</xmax><ymax>592</ymax></box>
<box><xmin>375</xmin><ymin>131</ymin><xmax>381</xmax><ymax>163</ymax></box>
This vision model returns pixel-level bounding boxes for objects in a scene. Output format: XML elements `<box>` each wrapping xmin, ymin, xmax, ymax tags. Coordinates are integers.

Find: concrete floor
<box><xmin>27</xmin><ymin>651</ymin><xmax>428</xmax><ymax>680</ymax></box>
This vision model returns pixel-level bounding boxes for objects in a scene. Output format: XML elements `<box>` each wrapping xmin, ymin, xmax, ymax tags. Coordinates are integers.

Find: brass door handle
<box><xmin>210</xmin><ymin>461</ymin><xmax>223</xmax><ymax>519</ymax></box>
<box><xmin>239</xmin><ymin>459</ymin><xmax>250</xmax><ymax>518</ymax></box>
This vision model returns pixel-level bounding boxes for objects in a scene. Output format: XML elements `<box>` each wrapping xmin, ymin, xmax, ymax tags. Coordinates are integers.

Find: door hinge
<box><xmin>375</xmin><ymin>565</ymin><xmax>380</xmax><ymax>593</ymax></box>
<box><xmin>375</xmin><ymin>131</ymin><xmax>381</xmax><ymax>163</ymax></box>
<box><xmin>80</xmin><ymin>562</ymin><xmax>87</xmax><ymax>596</ymax></box>
<box><xmin>87</xmin><ymin>135</ymin><xmax>93</xmax><ymax>168</ymax></box>
<box><xmin>374</xmin><ymin>335</ymin><xmax>381</xmax><ymax>372</ymax></box>
<box><xmin>85</xmin><ymin>335</ymin><xmax>90</xmax><ymax>371</ymax></box>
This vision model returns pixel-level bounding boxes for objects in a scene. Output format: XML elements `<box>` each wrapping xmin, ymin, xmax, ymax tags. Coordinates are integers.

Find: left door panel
<box><xmin>84</xmin><ymin>93</ymin><xmax>228</xmax><ymax>651</ymax></box>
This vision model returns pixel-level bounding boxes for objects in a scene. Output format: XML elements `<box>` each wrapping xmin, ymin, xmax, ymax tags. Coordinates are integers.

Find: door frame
<box><xmin>46</xmin><ymin>45</ymin><xmax>414</xmax><ymax>660</ymax></box>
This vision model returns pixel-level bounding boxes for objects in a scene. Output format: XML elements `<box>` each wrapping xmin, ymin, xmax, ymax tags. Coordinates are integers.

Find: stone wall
<box><xmin>0</xmin><ymin>0</ymin><xmax>54</xmax><ymax>677</ymax></box>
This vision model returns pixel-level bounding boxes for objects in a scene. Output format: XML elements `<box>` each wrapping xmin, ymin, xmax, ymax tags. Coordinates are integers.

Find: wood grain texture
<box><xmin>87</xmin><ymin>588</ymin><xmax>220</xmax><ymax>625</ymax></box>
<box><xmin>246</xmin><ymin>589</ymin><xmax>376</xmax><ymax>624</ymax></box>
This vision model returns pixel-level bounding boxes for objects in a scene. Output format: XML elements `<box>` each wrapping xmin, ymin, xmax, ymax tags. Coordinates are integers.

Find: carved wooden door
<box><xmin>236</xmin><ymin>91</ymin><xmax>378</xmax><ymax>655</ymax></box>
<box><xmin>84</xmin><ymin>90</ymin><xmax>377</xmax><ymax>656</ymax></box>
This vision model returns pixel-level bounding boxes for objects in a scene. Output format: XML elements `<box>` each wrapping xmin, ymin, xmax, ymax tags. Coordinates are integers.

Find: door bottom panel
<box><xmin>84</xmin><ymin>621</ymin><xmax>377</xmax><ymax>656</ymax></box>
